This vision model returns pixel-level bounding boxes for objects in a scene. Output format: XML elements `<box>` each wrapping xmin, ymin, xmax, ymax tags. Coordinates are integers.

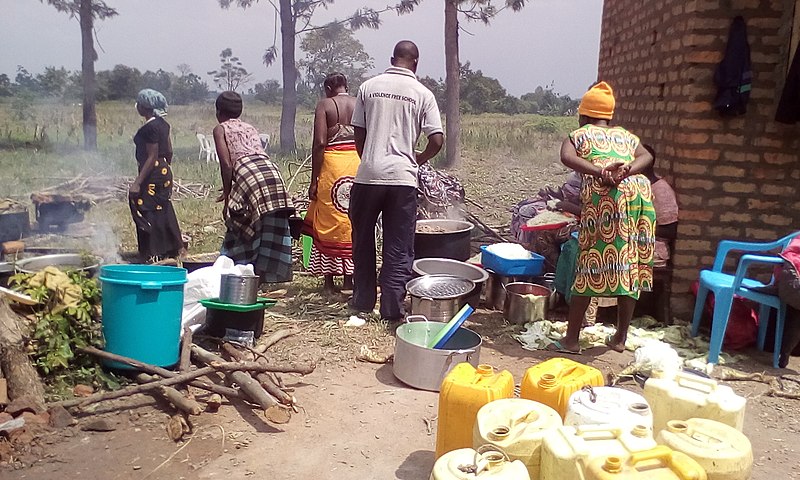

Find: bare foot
<box><xmin>606</xmin><ymin>334</ymin><xmax>626</xmax><ymax>353</ymax></box>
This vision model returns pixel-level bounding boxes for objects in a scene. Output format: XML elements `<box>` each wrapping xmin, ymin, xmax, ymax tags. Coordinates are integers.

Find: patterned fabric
<box><xmin>221</xmin><ymin>211</ymin><xmax>293</xmax><ymax>283</ymax></box>
<box><xmin>226</xmin><ymin>154</ymin><xmax>295</xmax><ymax>242</ymax></box>
<box><xmin>219</xmin><ymin>118</ymin><xmax>266</xmax><ymax>161</ymax></box>
<box><xmin>569</xmin><ymin>124</ymin><xmax>656</xmax><ymax>299</ymax></box>
<box><xmin>651</xmin><ymin>179</ymin><xmax>679</xmax><ymax>225</ymax></box>
<box><xmin>309</xmin><ymin>245</ymin><xmax>355</xmax><ymax>276</ymax></box>
<box><xmin>303</xmin><ymin>146</ymin><xmax>359</xmax><ymax>259</ymax></box>
<box><xmin>136</xmin><ymin>89</ymin><xmax>168</xmax><ymax>117</ymax></box>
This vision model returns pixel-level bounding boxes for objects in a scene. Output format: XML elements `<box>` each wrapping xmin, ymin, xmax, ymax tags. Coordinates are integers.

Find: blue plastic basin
<box><xmin>99</xmin><ymin>265</ymin><xmax>187</xmax><ymax>369</ymax></box>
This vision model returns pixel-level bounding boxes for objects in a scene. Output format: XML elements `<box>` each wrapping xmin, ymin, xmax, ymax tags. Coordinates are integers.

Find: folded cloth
<box><xmin>28</xmin><ymin>266</ymin><xmax>82</xmax><ymax>312</ymax></box>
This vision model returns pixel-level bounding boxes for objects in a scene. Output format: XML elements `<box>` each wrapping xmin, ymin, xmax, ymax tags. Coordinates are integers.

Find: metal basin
<box><xmin>412</xmin><ymin>258</ymin><xmax>488</xmax><ymax>308</ymax></box>
<box><xmin>15</xmin><ymin>253</ymin><xmax>103</xmax><ymax>275</ymax></box>
<box><xmin>393</xmin><ymin>318</ymin><xmax>482</xmax><ymax>391</ymax></box>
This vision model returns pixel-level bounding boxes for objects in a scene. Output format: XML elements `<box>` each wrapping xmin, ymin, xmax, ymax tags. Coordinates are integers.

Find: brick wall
<box><xmin>599</xmin><ymin>0</ymin><xmax>800</xmax><ymax>320</ymax></box>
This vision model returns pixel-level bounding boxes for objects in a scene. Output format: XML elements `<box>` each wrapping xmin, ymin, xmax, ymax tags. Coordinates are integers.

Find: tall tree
<box><xmin>41</xmin><ymin>0</ymin><xmax>117</xmax><ymax>150</ymax></box>
<box><xmin>299</xmin><ymin>22</ymin><xmax>373</xmax><ymax>94</ymax></box>
<box><xmin>219</xmin><ymin>0</ymin><xmax>419</xmax><ymax>152</ymax></box>
<box><xmin>208</xmin><ymin>48</ymin><xmax>253</xmax><ymax>92</ymax></box>
<box><xmin>443</xmin><ymin>0</ymin><xmax>526</xmax><ymax>167</ymax></box>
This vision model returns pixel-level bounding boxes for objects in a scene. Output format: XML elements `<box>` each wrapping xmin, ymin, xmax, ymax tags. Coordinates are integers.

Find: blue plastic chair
<box><xmin>691</xmin><ymin>231</ymin><xmax>799</xmax><ymax>368</ymax></box>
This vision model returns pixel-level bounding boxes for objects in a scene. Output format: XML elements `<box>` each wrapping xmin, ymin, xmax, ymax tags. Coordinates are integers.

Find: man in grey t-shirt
<box><xmin>349</xmin><ymin>40</ymin><xmax>444</xmax><ymax>321</ymax></box>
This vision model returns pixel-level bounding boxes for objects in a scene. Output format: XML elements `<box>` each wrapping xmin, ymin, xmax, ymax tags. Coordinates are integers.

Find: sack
<box><xmin>691</xmin><ymin>280</ymin><xmax>758</xmax><ymax>350</ymax></box>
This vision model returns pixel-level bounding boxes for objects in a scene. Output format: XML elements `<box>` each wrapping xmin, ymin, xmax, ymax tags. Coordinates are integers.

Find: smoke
<box><xmin>87</xmin><ymin>221</ymin><xmax>122</xmax><ymax>264</ymax></box>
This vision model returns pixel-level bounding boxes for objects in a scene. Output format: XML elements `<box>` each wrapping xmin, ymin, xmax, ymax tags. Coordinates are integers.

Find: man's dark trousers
<box><xmin>349</xmin><ymin>183</ymin><xmax>416</xmax><ymax>320</ymax></box>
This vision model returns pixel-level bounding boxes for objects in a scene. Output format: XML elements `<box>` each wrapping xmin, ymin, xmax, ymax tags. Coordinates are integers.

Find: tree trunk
<box><xmin>0</xmin><ymin>300</ymin><xmax>46</xmax><ymax>411</ymax></box>
<box><xmin>443</xmin><ymin>0</ymin><xmax>461</xmax><ymax>168</ymax></box>
<box><xmin>79</xmin><ymin>0</ymin><xmax>98</xmax><ymax>151</ymax></box>
<box><xmin>279</xmin><ymin>0</ymin><xmax>297</xmax><ymax>152</ymax></box>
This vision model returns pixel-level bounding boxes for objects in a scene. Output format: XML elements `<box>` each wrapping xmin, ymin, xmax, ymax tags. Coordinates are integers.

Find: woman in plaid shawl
<box><xmin>212</xmin><ymin>91</ymin><xmax>296</xmax><ymax>282</ymax></box>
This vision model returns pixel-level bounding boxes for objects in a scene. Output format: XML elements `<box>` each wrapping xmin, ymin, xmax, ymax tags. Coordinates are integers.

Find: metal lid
<box><xmin>406</xmin><ymin>274</ymin><xmax>474</xmax><ymax>299</ymax></box>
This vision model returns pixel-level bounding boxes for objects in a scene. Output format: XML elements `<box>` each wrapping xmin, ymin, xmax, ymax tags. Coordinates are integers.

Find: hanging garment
<box><xmin>713</xmin><ymin>16</ymin><xmax>752</xmax><ymax>116</ymax></box>
<box><xmin>776</xmin><ymin>46</ymin><xmax>800</xmax><ymax>123</ymax></box>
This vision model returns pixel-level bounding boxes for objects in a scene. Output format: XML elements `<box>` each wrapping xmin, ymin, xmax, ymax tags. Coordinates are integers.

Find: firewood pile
<box><xmin>32</xmin><ymin>174</ymin><xmax>211</xmax><ymax>204</ymax></box>
<box><xmin>0</xmin><ymin>298</ymin><xmax>313</xmax><ymax>451</ymax></box>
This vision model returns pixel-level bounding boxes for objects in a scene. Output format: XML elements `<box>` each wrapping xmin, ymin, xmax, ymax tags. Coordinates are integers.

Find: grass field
<box><xmin>0</xmin><ymin>100</ymin><xmax>574</xmax><ymax>256</ymax></box>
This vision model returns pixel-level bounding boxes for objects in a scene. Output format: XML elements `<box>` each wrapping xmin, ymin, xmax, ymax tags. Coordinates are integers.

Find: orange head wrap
<box><xmin>578</xmin><ymin>81</ymin><xmax>615</xmax><ymax>120</ymax></box>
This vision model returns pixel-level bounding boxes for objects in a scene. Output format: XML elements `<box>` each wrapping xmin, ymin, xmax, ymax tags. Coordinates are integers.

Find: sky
<box><xmin>0</xmin><ymin>0</ymin><xmax>603</xmax><ymax>98</ymax></box>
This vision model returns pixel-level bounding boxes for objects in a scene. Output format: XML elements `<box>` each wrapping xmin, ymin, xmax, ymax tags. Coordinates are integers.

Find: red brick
<box><xmin>680</xmin><ymin>210</ymin><xmax>715</xmax><ymax>221</ymax></box>
<box><xmin>761</xmin><ymin>214</ymin><xmax>793</xmax><ymax>226</ymax></box>
<box><xmin>676</xmin><ymin>239</ymin><xmax>713</xmax><ymax>252</ymax></box>
<box><xmin>719</xmin><ymin>212</ymin><xmax>752</xmax><ymax>223</ymax></box>
<box><xmin>746</xmin><ymin>228</ymin><xmax>779</xmax><ymax>240</ymax></box>
<box><xmin>760</xmin><ymin>184</ymin><xmax>796</xmax><ymax>196</ymax></box>
<box><xmin>678</xmin><ymin>224</ymin><xmax>703</xmax><ymax>236</ymax></box>
<box><xmin>711</xmin><ymin>134</ymin><xmax>744</xmax><ymax>146</ymax></box>
<box><xmin>707</xmin><ymin>226</ymin><xmax>742</xmax><ymax>237</ymax></box>
<box><xmin>713</xmin><ymin>166</ymin><xmax>746</xmax><ymax>177</ymax></box>
<box><xmin>677</xmin><ymin>194</ymin><xmax>704</xmax><ymax>206</ymax></box>
<box><xmin>673</xmin><ymin>254</ymin><xmax>699</xmax><ymax>267</ymax></box>
<box><xmin>753</xmin><ymin>137</ymin><xmax>783</xmax><ymax>148</ymax></box>
<box><xmin>763</xmin><ymin>153</ymin><xmax>795</xmax><ymax>165</ymax></box>
<box><xmin>721</xmin><ymin>182</ymin><xmax>756</xmax><ymax>193</ymax></box>
<box><xmin>708</xmin><ymin>196</ymin><xmax>740</xmax><ymax>207</ymax></box>
<box><xmin>678</xmin><ymin>119</ymin><xmax>720</xmax><ymax>129</ymax></box>
<box><xmin>673</xmin><ymin>162</ymin><xmax>709</xmax><ymax>175</ymax></box>
<box><xmin>746</xmin><ymin>199</ymin><xmax>779</xmax><ymax>210</ymax></box>
<box><xmin>674</xmin><ymin>132</ymin><xmax>710</xmax><ymax>144</ymax></box>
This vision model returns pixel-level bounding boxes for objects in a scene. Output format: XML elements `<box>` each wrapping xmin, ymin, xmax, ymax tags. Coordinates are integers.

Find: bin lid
<box><xmin>100</xmin><ymin>264</ymin><xmax>187</xmax><ymax>283</ymax></box>
<box><xmin>199</xmin><ymin>297</ymin><xmax>277</xmax><ymax>312</ymax></box>
<box><xmin>406</xmin><ymin>274</ymin><xmax>474</xmax><ymax>299</ymax></box>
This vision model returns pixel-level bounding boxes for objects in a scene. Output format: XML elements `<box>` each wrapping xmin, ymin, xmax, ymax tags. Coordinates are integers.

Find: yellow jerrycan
<box><xmin>520</xmin><ymin>357</ymin><xmax>604</xmax><ymax>418</ymax></box>
<box><xmin>430</xmin><ymin>448</ymin><xmax>531</xmax><ymax>480</ymax></box>
<box><xmin>656</xmin><ymin>419</ymin><xmax>753</xmax><ymax>480</ymax></box>
<box><xmin>436</xmin><ymin>363</ymin><xmax>515</xmax><ymax>458</ymax></box>
<box><xmin>540</xmin><ymin>424</ymin><xmax>657</xmax><ymax>480</ymax></box>
<box><xmin>585</xmin><ymin>445</ymin><xmax>707</xmax><ymax>480</ymax></box>
<box><xmin>643</xmin><ymin>371</ymin><xmax>746</xmax><ymax>434</ymax></box>
<box><xmin>473</xmin><ymin>398</ymin><xmax>563</xmax><ymax>480</ymax></box>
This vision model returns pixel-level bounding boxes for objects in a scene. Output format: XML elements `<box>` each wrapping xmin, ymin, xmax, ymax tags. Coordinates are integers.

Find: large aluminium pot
<box><xmin>15</xmin><ymin>253</ymin><xmax>103</xmax><ymax>276</ymax></box>
<box><xmin>414</xmin><ymin>219</ymin><xmax>474</xmax><ymax>262</ymax></box>
<box><xmin>393</xmin><ymin>316</ymin><xmax>482</xmax><ymax>391</ymax></box>
<box><xmin>503</xmin><ymin>282</ymin><xmax>552</xmax><ymax>325</ymax></box>
<box><xmin>412</xmin><ymin>258</ymin><xmax>488</xmax><ymax>308</ymax></box>
<box><xmin>406</xmin><ymin>274</ymin><xmax>474</xmax><ymax>322</ymax></box>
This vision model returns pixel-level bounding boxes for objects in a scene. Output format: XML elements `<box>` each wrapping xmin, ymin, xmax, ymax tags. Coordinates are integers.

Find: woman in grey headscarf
<box><xmin>130</xmin><ymin>89</ymin><xmax>184</xmax><ymax>262</ymax></box>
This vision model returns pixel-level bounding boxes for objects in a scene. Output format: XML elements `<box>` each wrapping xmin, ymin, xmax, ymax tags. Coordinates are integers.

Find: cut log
<box><xmin>79</xmin><ymin>346</ymin><xmax>241</xmax><ymax>399</ymax></box>
<box><xmin>191</xmin><ymin>345</ymin><xmax>279</xmax><ymax>411</ymax></box>
<box><xmin>179</xmin><ymin>327</ymin><xmax>193</xmax><ymax>373</ymax></box>
<box><xmin>134</xmin><ymin>374</ymin><xmax>203</xmax><ymax>415</ymax></box>
<box><xmin>254</xmin><ymin>328</ymin><xmax>298</xmax><ymax>353</ymax></box>
<box><xmin>0</xmin><ymin>300</ymin><xmax>45</xmax><ymax>411</ymax></box>
<box><xmin>221</xmin><ymin>343</ymin><xmax>293</xmax><ymax>406</ymax></box>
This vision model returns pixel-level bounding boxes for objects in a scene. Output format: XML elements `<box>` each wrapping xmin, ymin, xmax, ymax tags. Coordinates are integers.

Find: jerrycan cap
<box><xmin>539</xmin><ymin>373</ymin><xmax>557</xmax><ymax>388</ymax></box>
<box><xmin>631</xmin><ymin>425</ymin><xmax>649</xmax><ymax>438</ymax></box>
<box><xmin>666</xmin><ymin>420</ymin><xmax>689</xmax><ymax>433</ymax></box>
<box><xmin>489</xmin><ymin>425</ymin><xmax>510</xmax><ymax>441</ymax></box>
<box><xmin>477</xmin><ymin>364</ymin><xmax>495</xmax><ymax>376</ymax></box>
<box><xmin>603</xmin><ymin>456</ymin><xmax>623</xmax><ymax>474</ymax></box>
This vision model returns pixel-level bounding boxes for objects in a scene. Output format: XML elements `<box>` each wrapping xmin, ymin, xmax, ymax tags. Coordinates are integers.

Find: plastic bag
<box><xmin>632</xmin><ymin>341</ymin><xmax>682</xmax><ymax>378</ymax></box>
<box><xmin>181</xmin><ymin>256</ymin><xmax>255</xmax><ymax>331</ymax></box>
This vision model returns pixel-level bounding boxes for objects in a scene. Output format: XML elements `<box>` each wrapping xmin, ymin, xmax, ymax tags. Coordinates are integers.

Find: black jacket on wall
<box><xmin>713</xmin><ymin>16</ymin><xmax>752</xmax><ymax>117</ymax></box>
<box><xmin>776</xmin><ymin>47</ymin><xmax>800</xmax><ymax>124</ymax></box>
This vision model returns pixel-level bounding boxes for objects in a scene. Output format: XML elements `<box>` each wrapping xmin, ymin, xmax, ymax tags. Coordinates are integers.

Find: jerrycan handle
<box><xmin>473</xmin><ymin>445</ymin><xmax>510</xmax><ymax>475</ymax></box>
<box><xmin>675</xmin><ymin>372</ymin><xmax>718</xmax><ymax>393</ymax></box>
<box><xmin>405</xmin><ymin>315</ymin><xmax>429</xmax><ymax>323</ymax></box>
<box><xmin>575</xmin><ymin>424</ymin><xmax>623</xmax><ymax>440</ymax></box>
<box><xmin>629</xmin><ymin>447</ymin><xmax>705</xmax><ymax>480</ymax></box>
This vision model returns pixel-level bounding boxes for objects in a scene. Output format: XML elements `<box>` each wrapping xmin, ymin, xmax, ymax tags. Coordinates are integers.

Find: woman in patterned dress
<box><xmin>129</xmin><ymin>89</ymin><xmax>184</xmax><ymax>262</ymax></box>
<box><xmin>557</xmin><ymin>81</ymin><xmax>656</xmax><ymax>353</ymax></box>
<box><xmin>303</xmin><ymin>73</ymin><xmax>360</xmax><ymax>294</ymax></box>
<box><xmin>213</xmin><ymin>91</ymin><xmax>296</xmax><ymax>283</ymax></box>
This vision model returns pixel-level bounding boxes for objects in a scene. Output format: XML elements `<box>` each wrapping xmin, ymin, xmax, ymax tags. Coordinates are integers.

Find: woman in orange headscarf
<box><xmin>556</xmin><ymin>81</ymin><xmax>656</xmax><ymax>354</ymax></box>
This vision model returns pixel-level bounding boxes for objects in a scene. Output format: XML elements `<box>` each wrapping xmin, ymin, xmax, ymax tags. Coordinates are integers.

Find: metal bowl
<box><xmin>15</xmin><ymin>253</ymin><xmax>103</xmax><ymax>275</ymax></box>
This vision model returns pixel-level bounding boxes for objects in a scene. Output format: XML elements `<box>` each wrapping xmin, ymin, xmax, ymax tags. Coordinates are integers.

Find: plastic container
<box><xmin>585</xmin><ymin>446</ymin><xmax>707</xmax><ymax>480</ymax></box>
<box><xmin>520</xmin><ymin>358</ymin><xmax>605</xmax><ymax>418</ymax></box>
<box><xmin>480</xmin><ymin>245</ymin><xmax>545</xmax><ymax>277</ymax></box>
<box><xmin>540</xmin><ymin>424</ymin><xmax>658</xmax><ymax>480</ymax></box>
<box><xmin>100</xmin><ymin>265</ymin><xmax>187</xmax><ymax>369</ymax></box>
<box><xmin>565</xmin><ymin>387</ymin><xmax>653</xmax><ymax>432</ymax></box>
<box><xmin>436</xmin><ymin>363</ymin><xmax>515</xmax><ymax>458</ymax></box>
<box><xmin>199</xmin><ymin>297</ymin><xmax>276</xmax><ymax>339</ymax></box>
<box><xmin>657</xmin><ymin>419</ymin><xmax>752</xmax><ymax>480</ymax></box>
<box><xmin>430</xmin><ymin>448</ymin><xmax>531</xmax><ymax>480</ymax></box>
<box><xmin>643</xmin><ymin>371</ymin><xmax>747</xmax><ymax>434</ymax></box>
<box><xmin>473</xmin><ymin>398</ymin><xmax>563</xmax><ymax>480</ymax></box>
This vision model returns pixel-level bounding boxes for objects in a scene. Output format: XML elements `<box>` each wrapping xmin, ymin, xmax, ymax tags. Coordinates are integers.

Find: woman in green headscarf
<box><xmin>130</xmin><ymin>89</ymin><xmax>184</xmax><ymax>262</ymax></box>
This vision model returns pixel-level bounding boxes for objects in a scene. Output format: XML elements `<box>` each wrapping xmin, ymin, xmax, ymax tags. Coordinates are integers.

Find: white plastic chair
<box><xmin>259</xmin><ymin>133</ymin><xmax>270</xmax><ymax>153</ymax></box>
<box><xmin>196</xmin><ymin>133</ymin><xmax>218</xmax><ymax>164</ymax></box>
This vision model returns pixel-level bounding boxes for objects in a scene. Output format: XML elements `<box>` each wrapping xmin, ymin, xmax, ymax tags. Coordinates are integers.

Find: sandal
<box><xmin>547</xmin><ymin>340</ymin><xmax>582</xmax><ymax>355</ymax></box>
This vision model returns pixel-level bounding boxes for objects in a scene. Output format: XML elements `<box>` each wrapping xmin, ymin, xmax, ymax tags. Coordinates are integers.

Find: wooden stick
<box><xmin>0</xmin><ymin>300</ymin><xmax>46</xmax><ymax>411</ymax></box>
<box><xmin>191</xmin><ymin>345</ymin><xmax>279</xmax><ymax>411</ymax></box>
<box><xmin>79</xmin><ymin>347</ymin><xmax>241</xmax><ymax>399</ymax></box>
<box><xmin>221</xmin><ymin>343</ymin><xmax>293</xmax><ymax>406</ymax></box>
<box><xmin>254</xmin><ymin>329</ymin><xmax>299</xmax><ymax>353</ymax></box>
<box><xmin>135</xmin><ymin>374</ymin><xmax>203</xmax><ymax>415</ymax></box>
<box><xmin>179</xmin><ymin>328</ymin><xmax>193</xmax><ymax>373</ymax></box>
<box><xmin>462</xmin><ymin>208</ymin><xmax>508</xmax><ymax>242</ymax></box>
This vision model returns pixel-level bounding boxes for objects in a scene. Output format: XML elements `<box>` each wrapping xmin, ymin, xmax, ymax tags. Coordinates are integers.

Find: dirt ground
<box><xmin>2</xmin><ymin>151</ymin><xmax>800</xmax><ymax>479</ymax></box>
